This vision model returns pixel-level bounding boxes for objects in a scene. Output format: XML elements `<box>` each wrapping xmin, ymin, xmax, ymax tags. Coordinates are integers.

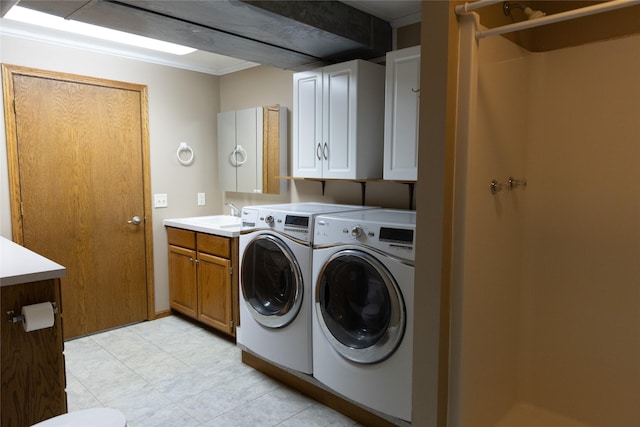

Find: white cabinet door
<box><xmin>218</xmin><ymin>107</ymin><xmax>263</xmax><ymax>193</ymax></box>
<box><xmin>293</xmin><ymin>60</ymin><xmax>384</xmax><ymax>180</ymax></box>
<box><xmin>322</xmin><ymin>63</ymin><xmax>356</xmax><ymax>179</ymax></box>
<box><xmin>293</xmin><ymin>70</ymin><xmax>323</xmax><ymax>178</ymax></box>
<box><xmin>235</xmin><ymin>107</ymin><xmax>263</xmax><ymax>193</ymax></box>
<box><xmin>384</xmin><ymin>45</ymin><xmax>420</xmax><ymax>181</ymax></box>
<box><xmin>217</xmin><ymin>110</ymin><xmax>237</xmax><ymax>192</ymax></box>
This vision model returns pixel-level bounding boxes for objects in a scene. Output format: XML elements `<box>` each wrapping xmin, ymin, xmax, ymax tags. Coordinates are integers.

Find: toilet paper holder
<box><xmin>6</xmin><ymin>302</ymin><xmax>58</xmax><ymax>323</ymax></box>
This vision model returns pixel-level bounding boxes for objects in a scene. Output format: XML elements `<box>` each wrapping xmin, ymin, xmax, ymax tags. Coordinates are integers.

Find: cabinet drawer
<box><xmin>167</xmin><ymin>227</ymin><xmax>196</xmax><ymax>249</ymax></box>
<box><xmin>197</xmin><ymin>233</ymin><xmax>230</xmax><ymax>258</ymax></box>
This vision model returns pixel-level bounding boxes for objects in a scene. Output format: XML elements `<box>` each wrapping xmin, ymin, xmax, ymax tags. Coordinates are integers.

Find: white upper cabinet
<box><xmin>293</xmin><ymin>59</ymin><xmax>385</xmax><ymax>179</ymax></box>
<box><xmin>218</xmin><ymin>105</ymin><xmax>287</xmax><ymax>194</ymax></box>
<box><xmin>218</xmin><ymin>107</ymin><xmax>263</xmax><ymax>193</ymax></box>
<box><xmin>384</xmin><ymin>45</ymin><xmax>420</xmax><ymax>181</ymax></box>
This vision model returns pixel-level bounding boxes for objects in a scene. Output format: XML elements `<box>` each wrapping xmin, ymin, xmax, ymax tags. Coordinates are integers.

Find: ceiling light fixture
<box><xmin>4</xmin><ymin>6</ymin><xmax>197</xmax><ymax>55</ymax></box>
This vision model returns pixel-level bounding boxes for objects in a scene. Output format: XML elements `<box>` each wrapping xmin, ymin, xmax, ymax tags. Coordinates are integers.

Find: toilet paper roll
<box><xmin>22</xmin><ymin>302</ymin><xmax>55</xmax><ymax>332</ymax></box>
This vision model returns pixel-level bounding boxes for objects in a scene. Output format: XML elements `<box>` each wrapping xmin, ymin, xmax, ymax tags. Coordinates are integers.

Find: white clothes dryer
<box><xmin>312</xmin><ymin>209</ymin><xmax>416</xmax><ymax>422</ymax></box>
<box><xmin>237</xmin><ymin>203</ymin><xmax>373</xmax><ymax>374</ymax></box>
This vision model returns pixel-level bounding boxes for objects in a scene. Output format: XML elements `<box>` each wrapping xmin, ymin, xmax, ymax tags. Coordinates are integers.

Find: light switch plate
<box><xmin>197</xmin><ymin>192</ymin><xmax>206</xmax><ymax>206</ymax></box>
<box><xmin>154</xmin><ymin>193</ymin><xmax>168</xmax><ymax>208</ymax></box>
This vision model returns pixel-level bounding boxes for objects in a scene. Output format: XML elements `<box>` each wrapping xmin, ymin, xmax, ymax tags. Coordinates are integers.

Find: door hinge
<box><xmin>20</xmin><ymin>201</ymin><xmax>24</xmax><ymax>216</ymax></box>
<box><xmin>230</xmin><ymin>320</ymin><xmax>234</xmax><ymax>328</ymax></box>
<box><xmin>229</xmin><ymin>267</ymin><xmax>233</xmax><ymax>275</ymax></box>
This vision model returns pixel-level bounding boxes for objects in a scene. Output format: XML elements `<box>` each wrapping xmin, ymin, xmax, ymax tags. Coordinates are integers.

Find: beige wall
<box><xmin>217</xmin><ymin>65</ymin><xmax>294</xmax><ymax>209</ymax></box>
<box><xmin>454</xmin><ymin>29</ymin><xmax>640</xmax><ymax>427</ymax></box>
<box><xmin>0</xmin><ymin>34</ymin><xmax>221</xmax><ymax>312</ymax></box>
<box><xmin>218</xmin><ymin>64</ymin><xmax>414</xmax><ymax>211</ymax></box>
<box><xmin>0</xmin><ymin>35</ymin><xmax>416</xmax><ymax>315</ymax></box>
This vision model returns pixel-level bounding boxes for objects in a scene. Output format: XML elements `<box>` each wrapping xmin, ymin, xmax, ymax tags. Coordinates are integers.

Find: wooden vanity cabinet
<box><xmin>167</xmin><ymin>227</ymin><xmax>238</xmax><ymax>336</ymax></box>
<box><xmin>1</xmin><ymin>279</ymin><xmax>67</xmax><ymax>426</ymax></box>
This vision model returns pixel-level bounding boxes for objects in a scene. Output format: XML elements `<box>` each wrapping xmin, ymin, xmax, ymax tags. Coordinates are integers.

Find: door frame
<box><xmin>1</xmin><ymin>63</ymin><xmax>156</xmax><ymax>320</ymax></box>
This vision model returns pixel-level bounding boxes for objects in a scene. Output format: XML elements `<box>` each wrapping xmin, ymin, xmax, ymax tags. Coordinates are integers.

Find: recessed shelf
<box><xmin>277</xmin><ymin>176</ymin><xmax>417</xmax><ymax>209</ymax></box>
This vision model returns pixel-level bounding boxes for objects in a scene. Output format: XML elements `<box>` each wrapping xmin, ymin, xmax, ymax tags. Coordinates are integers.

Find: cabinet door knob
<box><xmin>316</xmin><ymin>143</ymin><xmax>322</xmax><ymax>160</ymax></box>
<box><xmin>323</xmin><ymin>142</ymin><xmax>329</xmax><ymax>160</ymax></box>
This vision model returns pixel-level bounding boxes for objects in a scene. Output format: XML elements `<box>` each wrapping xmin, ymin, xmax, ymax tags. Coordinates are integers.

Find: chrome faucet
<box><xmin>225</xmin><ymin>202</ymin><xmax>241</xmax><ymax>217</ymax></box>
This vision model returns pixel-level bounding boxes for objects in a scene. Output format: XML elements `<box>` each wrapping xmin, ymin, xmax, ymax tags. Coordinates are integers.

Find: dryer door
<box><xmin>315</xmin><ymin>249</ymin><xmax>406</xmax><ymax>364</ymax></box>
<box><xmin>241</xmin><ymin>234</ymin><xmax>304</xmax><ymax>328</ymax></box>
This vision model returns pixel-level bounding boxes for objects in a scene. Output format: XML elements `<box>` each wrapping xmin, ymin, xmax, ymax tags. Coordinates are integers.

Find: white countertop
<box><xmin>0</xmin><ymin>237</ymin><xmax>67</xmax><ymax>287</ymax></box>
<box><xmin>163</xmin><ymin>215</ymin><xmax>243</xmax><ymax>237</ymax></box>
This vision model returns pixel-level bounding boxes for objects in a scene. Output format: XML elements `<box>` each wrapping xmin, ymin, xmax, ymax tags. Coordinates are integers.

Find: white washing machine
<box><xmin>312</xmin><ymin>209</ymin><xmax>416</xmax><ymax>422</ymax></box>
<box><xmin>237</xmin><ymin>203</ymin><xmax>372</xmax><ymax>374</ymax></box>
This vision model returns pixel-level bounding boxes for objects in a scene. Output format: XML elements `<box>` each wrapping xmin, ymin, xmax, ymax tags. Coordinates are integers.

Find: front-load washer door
<box><xmin>315</xmin><ymin>249</ymin><xmax>406</xmax><ymax>364</ymax></box>
<box><xmin>241</xmin><ymin>234</ymin><xmax>304</xmax><ymax>328</ymax></box>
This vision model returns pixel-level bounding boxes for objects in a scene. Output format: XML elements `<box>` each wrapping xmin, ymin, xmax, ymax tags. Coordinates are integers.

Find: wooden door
<box><xmin>2</xmin><ymin>65</ymin><xmax>154</xmax><ymax>339</ymax></box>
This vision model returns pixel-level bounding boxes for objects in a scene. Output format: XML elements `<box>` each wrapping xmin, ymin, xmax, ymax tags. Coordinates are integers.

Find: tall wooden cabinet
<box><xmin>167</xmin><ymin>227</ymin><xmax>238</xmax><ymax>336</ymax></box>
<box><xmin>383</xmin><ymin>45</ymin><xmax>421</xmax><ymax>181</ymax></box>
<box><xmin>293</xmin><ymin>59</ymin><xmax>385</xmax><ymax>179</ymax></box>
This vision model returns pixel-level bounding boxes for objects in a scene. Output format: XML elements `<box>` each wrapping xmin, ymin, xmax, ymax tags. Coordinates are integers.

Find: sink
<box><xmin>163</xmin><ymin>215</ymin><xmax>243</xmax><ymax>237</ymax></box>
<box><xmin>187</xmin><ymin>215</ymin><xmax>242</xmax><ymax>227</ymax></box>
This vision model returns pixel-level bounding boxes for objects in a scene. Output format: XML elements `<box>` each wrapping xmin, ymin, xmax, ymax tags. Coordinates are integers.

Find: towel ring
<box><xmin>177</xmin><ymin>142</ymin><xmax>194</xmax><ymax>166</ymax></box>
<box><xmin>230</xmin><ymin>145</ymin><xmax>248</xmax><ymax>166</ymax></box>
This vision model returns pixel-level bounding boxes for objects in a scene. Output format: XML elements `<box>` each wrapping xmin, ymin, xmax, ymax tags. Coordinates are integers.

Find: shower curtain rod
<box><xmin>454</xmin><ymin>0</ymin><xmax>503</xmax><ymax>15</ymax></box>
<box><xmin>456</xmin><ymin>0</ymin><xmax>640</xmax><ymax>40</ymax></box>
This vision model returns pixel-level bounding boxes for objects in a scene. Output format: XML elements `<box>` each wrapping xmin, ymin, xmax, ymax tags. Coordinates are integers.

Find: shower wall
<box><xmin>521</xmin><ymin>34</ymin><xmax>640</xmax><ymax>426</ymax></box>
<box><xmin>455</xmin><ymin>28</ymin><xmax>640</xmax><ymax>427</ymax></box>
<box><xmin>455</xmin><ymin>31</ymin><xmax>531</xmax><ymax>427</ymax></box>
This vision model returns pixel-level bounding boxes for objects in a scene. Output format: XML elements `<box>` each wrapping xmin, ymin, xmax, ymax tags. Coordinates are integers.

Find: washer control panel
<box><xmin>256</xmin><ymin>208</ymin><xmax>313</xmax><ymax>242</ymax></box>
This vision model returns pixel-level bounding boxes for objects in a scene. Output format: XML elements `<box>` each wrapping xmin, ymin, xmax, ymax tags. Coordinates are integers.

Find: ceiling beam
<box><xmin>17</xmin><ymin>0</ymin><xmax>392</xmax><ymax>70</ymax></box>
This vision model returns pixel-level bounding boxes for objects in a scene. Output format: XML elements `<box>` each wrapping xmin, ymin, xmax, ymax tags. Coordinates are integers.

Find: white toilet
<box><xmin>31</xmin><ymin>408</ymin><xmax>127</xmax><ymax>426</ymax></box>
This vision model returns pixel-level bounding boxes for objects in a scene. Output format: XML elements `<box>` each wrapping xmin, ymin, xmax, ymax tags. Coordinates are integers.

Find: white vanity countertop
<box><xmin>163</xmin><ymin>215</ymin><xmax>243</xmax><ymax>237</ymax></box>
<box><xmin>0</xmin><ymin>237</ymin><xmax>67</xmax><ymax>287</ymax></box>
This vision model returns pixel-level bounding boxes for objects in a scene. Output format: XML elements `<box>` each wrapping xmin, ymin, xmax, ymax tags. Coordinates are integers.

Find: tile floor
<box><xmin>65</xmin><ymin>315</ymin><xmax>360</xmax><ymax>426</ymax></box>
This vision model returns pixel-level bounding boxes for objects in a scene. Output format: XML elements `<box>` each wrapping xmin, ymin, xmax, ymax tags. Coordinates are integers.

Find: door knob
<box><xmin>127</xmin><ymin>216</ymin><xmax>142</xmax><ymax>225</ymax></box>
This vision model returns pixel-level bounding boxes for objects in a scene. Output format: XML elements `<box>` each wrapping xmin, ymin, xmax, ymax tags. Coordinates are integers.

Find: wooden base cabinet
<box><xmin>167</xmin><ymin>227</ymin><xmax>238</xmax><ymax>336</ymax></box>
<box><xmin>1</xmin><ymin>278</ymin><xmax>67</xmax><ymax>426</ymax></box>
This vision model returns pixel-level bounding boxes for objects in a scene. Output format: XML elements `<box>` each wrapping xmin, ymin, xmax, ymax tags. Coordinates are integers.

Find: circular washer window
<box><xmin>241</xmin><ymin>234</ymin><xmax>304</xmax><ymax>328</ymax></box>
<box><xmin>315</xmin><ymin>249</ymin><xmax>406</xmax><ymax>364</ymax></box>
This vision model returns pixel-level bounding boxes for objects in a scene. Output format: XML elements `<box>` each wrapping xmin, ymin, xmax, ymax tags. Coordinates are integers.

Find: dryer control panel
<box><xmin>314</xmin><ymin>213</ymin><xmax>416</xmax><ymax>261</ymax></box>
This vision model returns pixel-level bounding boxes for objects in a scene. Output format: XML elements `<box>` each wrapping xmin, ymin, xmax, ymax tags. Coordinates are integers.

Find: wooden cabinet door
<box><xmin>168</xmin><ymin>245</ymin><xmax>198</xmax><ymax>318</ymax></box>
<box><xmin>293</xmin><ymin>69</ymin><xmax>323</xmax><ymax>178</ymax></box>
<box><xmin>1</xmin><ymin>279</ymin><xmax>66</xmax><ymax>426</ymax></box>
<box><xmin>384</xmin><ymin>46</ymin><xmax>421</xmax><ymax>181</ymax></box>
<box><xmin>197</xmin><ymin>252</ymin><xmax>233</xmax><ymax>334</ymax></box>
